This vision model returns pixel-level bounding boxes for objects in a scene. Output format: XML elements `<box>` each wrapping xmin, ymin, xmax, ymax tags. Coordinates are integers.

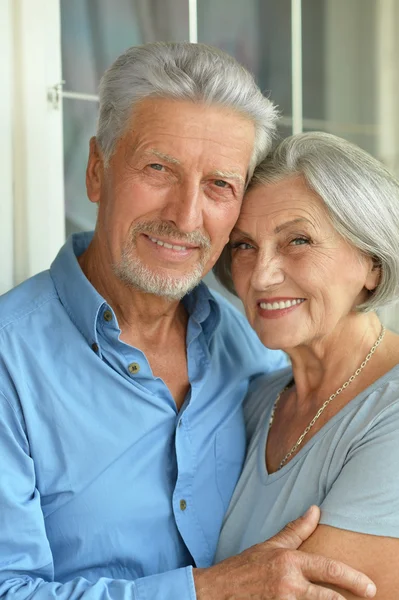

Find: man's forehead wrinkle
<box><xmin>136</xmin><ymin>127</ymin><xmax>251</xmax><ymax>150</ymax></box>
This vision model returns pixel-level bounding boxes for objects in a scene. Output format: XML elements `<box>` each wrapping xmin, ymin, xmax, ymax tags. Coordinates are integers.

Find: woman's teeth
<box><xmin>259</xmin><ymin>299</ymin><xmax>304</xmax><ymax>310</ymax></box>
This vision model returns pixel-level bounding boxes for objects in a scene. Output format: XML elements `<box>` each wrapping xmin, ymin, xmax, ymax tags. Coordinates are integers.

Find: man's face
<box><xmin>86</xmin><ymin>97</ymin><xmax>255</xmax><ymax>299</ymax></box>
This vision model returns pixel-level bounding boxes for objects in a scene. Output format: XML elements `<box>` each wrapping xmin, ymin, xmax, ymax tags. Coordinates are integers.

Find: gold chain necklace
<box><xmin>269</xmin><ymin>325</ymin><xmax>386</xmax><ymax>471</ymax></box>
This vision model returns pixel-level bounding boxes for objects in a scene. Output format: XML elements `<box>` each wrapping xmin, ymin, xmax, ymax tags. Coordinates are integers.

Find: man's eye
<box><xmin>214</xmin><ymin>179</ymin><xmax>230</xmax><ymax>188</ymax></box>
<box><xmin>149</xmin><ymin>163</ymin><xmax>164</xmax><ymax>171</ymax></box>
<box><xmin>290</xmin><ymin>237</ymin><xmax>310</xmax><ymax>246</ymax></box>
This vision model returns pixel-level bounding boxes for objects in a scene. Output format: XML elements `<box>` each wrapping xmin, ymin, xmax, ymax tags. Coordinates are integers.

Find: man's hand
<box><xmin>194</xmin><ymin>506</ymin><xmax>376</xmax><ymax>600</ymax></box>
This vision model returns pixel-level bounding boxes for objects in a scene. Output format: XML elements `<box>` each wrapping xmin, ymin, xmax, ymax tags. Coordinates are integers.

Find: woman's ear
<box><xmin>365</xmin><ymin>256</ymin><xmax>381</xmax><ymax>292</ymax></box>
<box><xmin>86</xmin><ymin>137</ymin><xmax>104</xmax><ymax>204</ymax></box>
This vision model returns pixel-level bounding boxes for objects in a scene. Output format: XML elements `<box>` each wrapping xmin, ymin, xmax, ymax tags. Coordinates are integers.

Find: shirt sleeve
<box><xmin>320</xmin><ymin>392</ymin><xmax>399</xmax><ymax>538</ymax></box>
<box><xmin>0</xmin><ymin>391</ymin><xmax>197</xmax><ymax>600</ymax></box>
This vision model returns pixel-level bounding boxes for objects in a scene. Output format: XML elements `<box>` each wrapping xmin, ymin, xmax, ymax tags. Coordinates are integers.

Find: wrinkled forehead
<box><xmin>117</xmin><ymin>97</ymin><xmax>256</xmax><ymax>177</ymax></box>
<box><xmin>127</xmin><ymin>96</ymin><xmax>255</xmax><ymax>139</ymax></box>
<box><xmin>236</xmin><ymin>175</ymin><xmax>333</xmax><ymax>233</ymax></box>
<box><xmin>243</xmin><ymin>175</ymin><xmax>326</xmax><ymax>213</ymax></box>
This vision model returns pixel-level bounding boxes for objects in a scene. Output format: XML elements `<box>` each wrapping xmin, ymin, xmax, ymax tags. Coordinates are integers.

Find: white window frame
<box><xmin>0</xmin><ymin>0</ymin><xmax>14</xmax><ymax>294</ymax></box>
<box><xmin>2</xmin><ymin>0</ymin><xmax>64</xmax><ymax>293</ymax></box>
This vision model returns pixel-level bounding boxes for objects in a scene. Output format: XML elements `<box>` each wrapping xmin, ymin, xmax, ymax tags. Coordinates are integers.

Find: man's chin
<box><xmin>113</xmin><ymin>262</ymin><xmax>203</xmax><ymax>300</ymax></box>
<box><xmin>132</xmin><ymin>277</ymin><xmax>202</xmax><ymax>301</ymax></box>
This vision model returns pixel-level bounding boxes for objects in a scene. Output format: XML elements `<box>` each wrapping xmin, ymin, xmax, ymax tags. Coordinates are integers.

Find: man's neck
<box><xmin>77</xmin><ymin>238</ymin><xmax>188</xmax><ymax>346</ymax></box>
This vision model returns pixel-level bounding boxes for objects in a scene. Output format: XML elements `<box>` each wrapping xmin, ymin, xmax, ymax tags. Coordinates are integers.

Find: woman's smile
<box><xmin>257</xmin><ymin>297</ymin><xmax>306</xmax><ymax>319</ymax></box>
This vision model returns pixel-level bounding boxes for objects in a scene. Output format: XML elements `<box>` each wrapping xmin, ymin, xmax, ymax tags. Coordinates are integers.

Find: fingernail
<box><xmin>304</xmin><ymin>506</ymin><xmax>314</xmax><ymax>517</ymax></box>
<box><xmin>366</xmin><ymin>583</ymin><xmax>376</xmax><ymax>598</ymax></box>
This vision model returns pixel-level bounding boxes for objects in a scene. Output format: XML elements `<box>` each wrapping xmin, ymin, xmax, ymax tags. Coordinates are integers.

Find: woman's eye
<box><xmin>231</xmin><ymin>241</ymin><xmax>253</xmax><ymax>250</ymax></box>
<box><xmin>149</xmin><ymin>163</ymin><xmax>164</xmax><ymax>171</ymax></box>
<box><xmin>290</xmin><ymin>237</ymin><xmax>310</xmax><ymax>246</ymax></box>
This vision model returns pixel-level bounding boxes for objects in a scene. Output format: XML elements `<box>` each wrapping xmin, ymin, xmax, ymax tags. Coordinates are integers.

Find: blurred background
<box><xmin>2</xmin><ymin>0</ymin><xmax>399</xmax><ymax>326</ymax></box>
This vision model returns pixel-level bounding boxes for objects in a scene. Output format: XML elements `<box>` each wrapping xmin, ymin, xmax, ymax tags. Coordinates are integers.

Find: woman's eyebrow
<box><xmin>230</xmin><ymin>227</ymin><xmax>256</xmax><ymax>241</ymax></box>
<box><xmin>232</xmin><ymin>218</ymin><xmax>313</xmax><ymax>239</ymax></box>
<box><xmin>274</xmin><ymin>218</ymin><xmax>312</xmax><ymax>233</ymax></box>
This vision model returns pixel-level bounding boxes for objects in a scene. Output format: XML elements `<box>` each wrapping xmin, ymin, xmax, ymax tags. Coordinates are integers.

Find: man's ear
<box><xmin>86</xmin><ymin>137</ymin><xmax>104</xmax><ymax>204</ymax></box>
<box><xmin>365</xmin><ymin>256</ymin><xmax>381</xmax><ymax>292</ymax></box>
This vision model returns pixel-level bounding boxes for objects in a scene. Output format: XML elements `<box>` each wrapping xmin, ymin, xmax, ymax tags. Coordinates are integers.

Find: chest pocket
<box><xmin>215</xmin><ymin>416</ymin><xmax>246</xmax><ymax>512</ymax></box>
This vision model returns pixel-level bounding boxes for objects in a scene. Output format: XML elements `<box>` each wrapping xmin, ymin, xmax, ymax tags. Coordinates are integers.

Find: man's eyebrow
<box><xmin>144</xmin><ymin>149</ymin><xmax>181</xmax><ymax>165</ymax></box>
<box><xmin>210</xmin><ymin>170</ymin><xmax>245</xmax><ymax>186</ymax></box>
<box><xmin>140</xmin><ymin>155</ymin><xmax>244</xmax><ymax>184</ymax></box>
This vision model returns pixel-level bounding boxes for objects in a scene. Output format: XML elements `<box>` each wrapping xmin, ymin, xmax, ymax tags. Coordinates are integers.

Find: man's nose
<box><xmin>161</xmin><ymin>181</ymin><xmax>204</xmax><ymax>233</ymax></box>
<box><xmin>250</xmin><ymin>251</ymin><xmax>285</xmax><ymax>291</ymax></box>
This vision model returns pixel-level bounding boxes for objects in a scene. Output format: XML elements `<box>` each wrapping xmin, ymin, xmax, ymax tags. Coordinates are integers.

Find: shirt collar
<box><xmin>182</xmin><ymin>281</ymin><xmax>221</xmax><ymax>343</ymax></box>
<box><xmin>50</xmin><ymin>232</ymin><xmax>221</xmax><ymax>348</ymax></box>
<box><xmin>50</xmin><ymin>232</ymin><xmax>106</xmax><ymax>349</ymax></box>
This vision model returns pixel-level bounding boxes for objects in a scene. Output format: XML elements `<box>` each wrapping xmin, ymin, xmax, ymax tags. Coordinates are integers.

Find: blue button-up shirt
<box><xmin>0</xmin><ymin>233</ymin><xmax>286</xmax><ymax>600</ymax></box>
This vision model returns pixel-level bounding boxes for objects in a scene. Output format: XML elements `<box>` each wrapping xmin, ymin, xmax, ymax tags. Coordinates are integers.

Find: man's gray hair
<box><xmin>96</xmin><ymin>42</ymin><xmax>278</xmax><ymax>176</ymax></box>
<box><xmin>214</xmin><ymin>131</ymin><xmax>399</xmax><ymax>312</ymax></box>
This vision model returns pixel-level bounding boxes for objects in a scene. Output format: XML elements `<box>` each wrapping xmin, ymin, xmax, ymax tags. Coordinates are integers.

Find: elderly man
<box><xmin>0</xmin><ymin>43</ymin><xmax>375</xmax><ymax>600</ymax></box>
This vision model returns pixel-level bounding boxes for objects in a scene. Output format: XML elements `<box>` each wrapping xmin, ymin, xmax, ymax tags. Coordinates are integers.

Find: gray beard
<box><xmin>112</xmin><ymin>221</ymin><xmax>212</xmax><ymax>300</ymax></box>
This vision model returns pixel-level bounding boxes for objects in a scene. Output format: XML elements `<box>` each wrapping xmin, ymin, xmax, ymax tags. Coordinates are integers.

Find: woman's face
<box><xmin>230</xmin><ymin>175</ymin><xmax>379</xmax><ymax>351</ymax></box>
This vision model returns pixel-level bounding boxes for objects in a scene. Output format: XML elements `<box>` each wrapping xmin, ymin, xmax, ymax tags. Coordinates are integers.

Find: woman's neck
<box><xmin>286</xmin><ymin>312</ymin><xmax>384</xmax><ymax>407</ymax></box>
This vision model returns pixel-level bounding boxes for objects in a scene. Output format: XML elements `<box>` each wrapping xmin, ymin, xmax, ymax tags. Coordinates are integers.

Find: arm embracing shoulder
<box><xmin>0</xmin><ymin>391</ymin><xmax>196</xmax><ymax>600</ymax></box>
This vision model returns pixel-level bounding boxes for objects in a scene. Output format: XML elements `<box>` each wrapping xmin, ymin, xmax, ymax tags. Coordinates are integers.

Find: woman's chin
<box><xmin>255</xmin><ymin>332</ymin><xmax>293</xmax><ymax>352</ymax></box>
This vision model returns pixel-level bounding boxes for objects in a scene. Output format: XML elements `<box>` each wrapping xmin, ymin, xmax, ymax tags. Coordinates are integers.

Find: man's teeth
<box><xmin>149</xmin><ymin>236</ymin><xmax>187</xmax><ymax>251</ymax></box>
<box><xmin>259</xmin><ymin>299</ymin><xmax>304</xmax><ymax>310</ymax></box>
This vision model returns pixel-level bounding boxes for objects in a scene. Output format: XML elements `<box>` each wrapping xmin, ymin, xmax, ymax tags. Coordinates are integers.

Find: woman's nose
<box><xmin>250</xmin><ymin>252</ymin><xmax>285</xmax><ymax>291</ymax></box>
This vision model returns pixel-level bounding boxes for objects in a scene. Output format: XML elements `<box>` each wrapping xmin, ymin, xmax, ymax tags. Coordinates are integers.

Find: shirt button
<box><xmin>128</xmin><ymin>362</ymin><xmax>140</xmax><ymax>375</ymax></box>
<box><xmin>180</xmin><ymin>499</ymin><xmax>187</xmax><ymax>511</ymax></box>
<box><xmin>91</xmin><ymin>342</ymin><xmax>99</xmax><ymax>353</ymax></box>
<box><xmin>103</xmin><ymin>310</ymin><xmax>113</xmax><ymax>322</ymax></box>
<box><xmin>178</xmin><ymin>419</ymin><xmax>183</xmax><ymax>428</ymax></box>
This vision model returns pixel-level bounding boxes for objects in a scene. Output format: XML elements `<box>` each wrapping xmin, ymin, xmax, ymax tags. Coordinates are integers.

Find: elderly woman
<box><xmin>213</xmin><ymin>132</ymin><xmax>399</xmax><ymax>598</ymax></box>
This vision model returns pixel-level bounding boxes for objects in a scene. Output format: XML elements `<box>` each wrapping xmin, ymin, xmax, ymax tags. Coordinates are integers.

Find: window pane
<box><xmin>302</xmin><ymin>0</ymin><xmax>377</xmax><ymax>156</ymax></box>
<box><xmin>63</xmin><ymin>98</ymin><xmax>98</xmax><ymax>234</ymax></box>
<box><xmin>61</xmin><ymin>0</ymin><xmax>189</xmax><ymax>94</ymax></box>
<box><xmin>197</xmin><ymin>0</ymin><xmax>292</xmax><ymax>140</ymax></box>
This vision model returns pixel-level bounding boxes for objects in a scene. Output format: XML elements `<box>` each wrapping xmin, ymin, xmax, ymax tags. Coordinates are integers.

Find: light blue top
<box><xmin>0</xmin><ymin>232</ymin><xmax>286</xmax><ymax>600</ymax></box>
<box><xmin>216</xmin><ymin>364</ymin><xmax>399</xmax><ymax>561</ymax></box>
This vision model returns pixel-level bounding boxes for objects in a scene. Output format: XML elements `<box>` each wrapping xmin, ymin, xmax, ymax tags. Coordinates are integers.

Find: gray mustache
<box><xmin>131</xmin><ymin>221</ymin><xmax>211</xmax><ymax>249</ymax></box>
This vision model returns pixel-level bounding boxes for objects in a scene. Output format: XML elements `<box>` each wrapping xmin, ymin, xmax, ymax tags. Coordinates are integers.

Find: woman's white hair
<box><xmin>214</xmin><ymin>131</ymin><xmax>399</xmax><ymax>311</ymax></box>
<box><xmin>96</xmin><ymin>42</ymin><xmax>279</xmax><ymax>177</ymax></box>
